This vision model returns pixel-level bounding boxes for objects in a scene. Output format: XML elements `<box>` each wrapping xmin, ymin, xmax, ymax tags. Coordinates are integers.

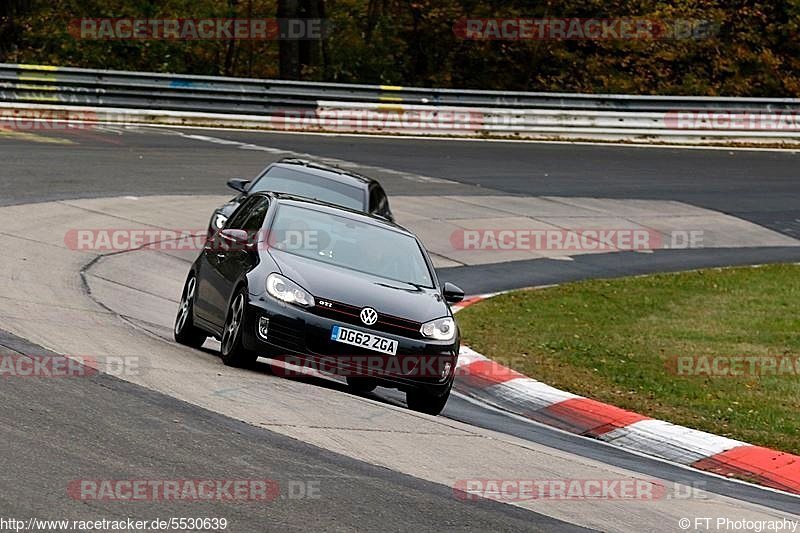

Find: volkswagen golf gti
<box><xmin>175</xmin><ymin>192</ymin><xmax>464</xmax><ymax>415</ymax></box>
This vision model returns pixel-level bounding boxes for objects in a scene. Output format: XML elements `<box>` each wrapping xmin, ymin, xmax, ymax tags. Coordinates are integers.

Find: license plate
<box><xmin>331</xmin><ymin>325</ymin><xmax>398</xmax><ymax>356</ymax></box>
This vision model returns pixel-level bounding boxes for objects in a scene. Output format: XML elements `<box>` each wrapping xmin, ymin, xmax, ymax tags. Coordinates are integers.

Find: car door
<box><xmin>197</xmin><ymin>196</ymin><xmax>264</xmax><ymax>326</ymax></box>
<box><xmin>212</xmin><ymin>196</ymin><xmax>271</xmax><ymax>321</ymax></box>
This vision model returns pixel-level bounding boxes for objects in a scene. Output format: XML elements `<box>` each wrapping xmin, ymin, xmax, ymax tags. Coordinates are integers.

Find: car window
<box><xmin>225</xmin><ymin>195</ymin><xmax>261</xmax><ymax>229</ymax></box>
<box><xmin>270</xmin><ymin>203</ymin><xmax>433</xmax><ymax>288</ymax></box>
<box><xmin>241</xmin><ymin>197</ymin><xmax>270</xmax><ymax>232</ymax></box>
<box><xmin>250</xmin><ymin>166</ymin><xmax>364</xmax><ymax>211</ymax></box>
<box><xmin>369</xmin><ymin>185</ymin><xmax>389</xmax><ymax>216</ymax></box>
<box><xmin>226</xmin><ymin>196</ymin><xmax>269</xmax><ymax>232</ymax></box>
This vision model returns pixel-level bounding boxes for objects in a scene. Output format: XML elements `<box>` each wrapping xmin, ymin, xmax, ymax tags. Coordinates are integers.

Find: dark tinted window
<box><xmin>227</xmin><ymin>196</ymin><xmax>269</xmax><ymax>231</ymax></box>
<box><xmin>369</xmin><ymin>185</ymin><xmax>389</xmax><ymax>216</ymax></box>
<box><xmin>241</xmin><ymin>198</ymin><xmax>270</xmax><ymax>232</ymax></box>
<box><xmin>225</xmin><ymin>195</ymin><xmax>261</xmax><ymax>229</ymax></box>
<box><xmin>250</xmin><ymin>166</ymin><xmax>364</xmax><ymax>211</ymax></box>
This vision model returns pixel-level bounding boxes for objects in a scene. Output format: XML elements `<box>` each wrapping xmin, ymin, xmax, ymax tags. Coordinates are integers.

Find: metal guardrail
<box><xmin>1</xmin><ymin>63</ymin><xmax>799</xmax><ymax>143</ymax></box>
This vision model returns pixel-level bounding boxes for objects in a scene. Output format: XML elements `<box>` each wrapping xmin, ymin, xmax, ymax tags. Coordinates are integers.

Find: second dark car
<box><xmin>208</xmin><ymin>158</ymin><xmax>393</xmax><ymax>234</ymax></box>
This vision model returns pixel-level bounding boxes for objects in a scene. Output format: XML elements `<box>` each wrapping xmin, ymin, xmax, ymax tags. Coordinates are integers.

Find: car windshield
<box><xmin>269</xmin><ymin>204</ymin><xmax>434</xmax><ymax>288</ymax></box>
<box><xmin>250</xmin><ymin>166</ymin><xmax>364</xmax><ymax>211</ymax></box>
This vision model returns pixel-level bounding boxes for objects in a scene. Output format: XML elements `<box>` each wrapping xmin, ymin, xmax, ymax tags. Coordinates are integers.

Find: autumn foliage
<box><xmin>1</xmin><ymin>0</ymin><xmax>798</xmax><ymax>96</ymax></box>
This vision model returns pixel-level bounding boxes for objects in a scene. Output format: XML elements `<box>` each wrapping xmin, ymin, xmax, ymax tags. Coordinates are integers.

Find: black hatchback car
<box><xmin>208</xmin><ymin>158</ymin><xmax>394</xmax><ymax>234</ymax></box>
<box><xmin>177</xmin><ymin>193</ymin><xmax>464</xmax><ymax>415</ymax></box>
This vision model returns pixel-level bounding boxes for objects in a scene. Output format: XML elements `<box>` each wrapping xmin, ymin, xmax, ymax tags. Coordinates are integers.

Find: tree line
<box><xmin>0</xmin><ymin>0</ymin><xmax>798</xmax><ymax>96</ymax></box>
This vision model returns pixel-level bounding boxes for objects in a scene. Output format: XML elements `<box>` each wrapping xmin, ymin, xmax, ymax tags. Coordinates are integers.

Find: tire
<box><xmin>220</xmin><ymin>288</ymin><xmax>257</xmax><ymax>368</ymax></box>
<box><xmin>406</xmin><ymin>382</ymin><xmax>452</xmax><ymax>416</ymax></box>
<box><xmin>346</xmin><ymin>377</ymin><xmax>377</xmax><ymax>394</ymax></box>
<box><xmin>174</xmin><ymin>274</ymin><xmax>207</xmax><ymax>348</ymax></box>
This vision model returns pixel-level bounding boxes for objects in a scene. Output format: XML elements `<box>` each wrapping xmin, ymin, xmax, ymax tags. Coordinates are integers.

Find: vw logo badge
<box><xmin>360</xmin><ymin>307</ymin><xmax>378</xmax><ymax>326</ymax></box>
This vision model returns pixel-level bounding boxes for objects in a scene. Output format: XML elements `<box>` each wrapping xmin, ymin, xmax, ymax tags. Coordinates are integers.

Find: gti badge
<box><xmin>360</xmin><ymin>307</ymin><xmax>378</xmax><ymax>326</ymax></box>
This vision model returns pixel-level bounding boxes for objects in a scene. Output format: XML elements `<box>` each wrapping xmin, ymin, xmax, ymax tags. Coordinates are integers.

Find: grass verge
<box><xmin>456</xmin><ymin>264</ymin><xmax>800</xmax><ymax>453</ymax></box>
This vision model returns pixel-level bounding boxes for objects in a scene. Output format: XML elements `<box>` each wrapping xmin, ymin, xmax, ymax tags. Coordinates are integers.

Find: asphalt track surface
<box><xmin>0</xmin><ymin>328</ymin><xmax>576</xmax><ymax>531</ymax></box>
<box><xmin>4</xmin><ymin>126</ymin><xmax>800</xmax><ymax>292</ymax></box>
<box><xmin>3</xmin><ymin>127</ymin><xmax>800</xmax><ymax>240</ymax></box>
<box><xmin>1</xmin><ymin>126</ymin><xmax>799</xmax><ymax>529</ymax></box>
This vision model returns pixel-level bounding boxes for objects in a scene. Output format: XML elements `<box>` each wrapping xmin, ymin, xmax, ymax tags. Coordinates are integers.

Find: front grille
<box><xmin>309</xmin><ymin>298</ymin><xmax>423</xmax><ymax>339</ymax></box>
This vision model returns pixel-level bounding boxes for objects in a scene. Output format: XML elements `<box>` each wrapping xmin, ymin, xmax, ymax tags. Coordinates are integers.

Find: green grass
<box><xmin>456</xmin><ymin>264</ymin><xmax>800</xmax><ymax>453</ymax></box>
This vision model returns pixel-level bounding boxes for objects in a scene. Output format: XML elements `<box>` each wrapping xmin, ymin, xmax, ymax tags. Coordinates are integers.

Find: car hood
<box><xmin>268</xmin><ymin>248</ymin><xmax>448</xmax><ymax>323</ymax></box>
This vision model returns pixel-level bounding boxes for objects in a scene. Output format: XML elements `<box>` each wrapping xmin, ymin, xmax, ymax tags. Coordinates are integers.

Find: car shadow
<box><xmin>194</xmin><ymin>340</ymin><xmax>406</xmax><ymax>410</ymax></box>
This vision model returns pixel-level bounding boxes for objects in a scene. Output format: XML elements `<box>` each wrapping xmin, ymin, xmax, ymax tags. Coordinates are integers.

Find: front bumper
<box><xmin>241</xmin><ymin>295</ymin><xmax>458</xmax><ymax>394</ymax></box>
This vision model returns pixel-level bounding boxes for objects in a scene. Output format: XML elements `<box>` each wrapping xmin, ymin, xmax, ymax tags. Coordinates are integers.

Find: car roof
<box><xmin>270</xmin><ymin>158</ymin><xmax>378</xmax><ymax>189</ymax></box>
<box><xmin>252</xmin><ymin>192</ymin><xmax>413</xmax><ymax>236</ymax></box>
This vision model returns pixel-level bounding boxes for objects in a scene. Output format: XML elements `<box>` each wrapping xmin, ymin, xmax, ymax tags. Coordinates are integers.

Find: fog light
<box><xmin>442</xmin><ymin>361</ymin><xmax>452</xmax><ymax>379</ymax></box>
<box><xmin>257</xmin><ymin>316</ymin><xmax>270</xmax><ymax>340</ymax></box>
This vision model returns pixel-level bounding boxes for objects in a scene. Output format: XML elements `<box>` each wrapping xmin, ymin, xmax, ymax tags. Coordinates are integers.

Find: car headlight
<box><xmin>212</xmin><ymin>213</ymin><xmax>228</xmax><ymax>229</ymax></box>
<box><xmin>420</xmin><ymin>317</ymin><xmax>456</xmax><ymax>341</ymax></box>
<box><xmin>266</xmin><ymin>273</ymin><xmax>314</xmax><ymax>307</ymax></box>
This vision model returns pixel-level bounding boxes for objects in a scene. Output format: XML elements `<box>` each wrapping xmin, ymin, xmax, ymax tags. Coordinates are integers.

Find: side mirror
<box><xmin>218</xmin><ymin>229</ymin><xmax>256</xmax><ymax>251</ymax></box>
<box><xmin>227</xmin><ymin>178</ymin><xmax>250</xmax><ymax>193</ymax></box>
<box><xmin>443</xmin><ymin>282</ymin><xmax>465</xmax><ymax>304</ymax></box>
